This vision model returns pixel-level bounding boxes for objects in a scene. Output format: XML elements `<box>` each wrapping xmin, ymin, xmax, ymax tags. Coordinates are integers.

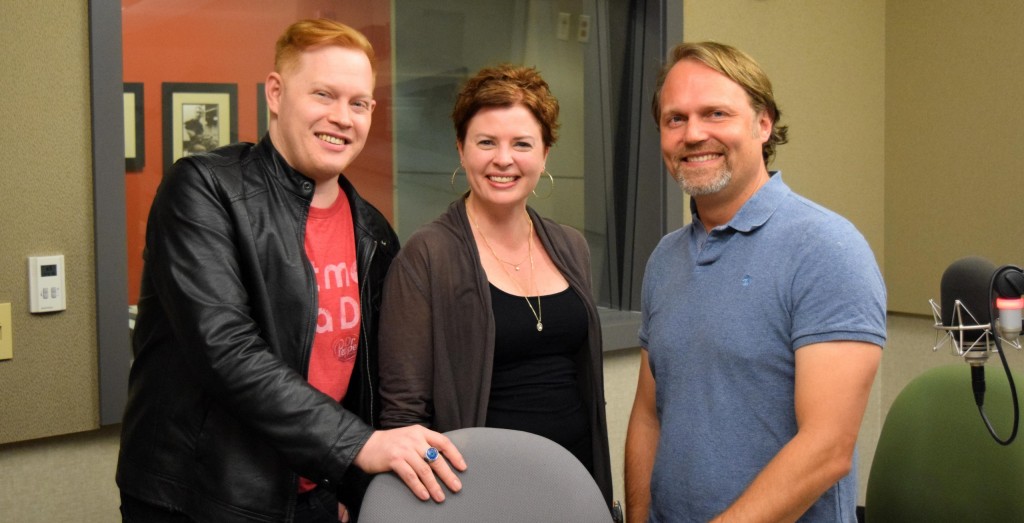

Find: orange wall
<box><xmin>122</xmin><ymin>0</ymin><xmax>393</xmax><ymax>303</ymax></box>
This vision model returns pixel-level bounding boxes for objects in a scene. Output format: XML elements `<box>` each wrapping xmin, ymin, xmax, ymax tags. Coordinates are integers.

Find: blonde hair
<box><xmin>274</xmin><ymin>19</ymin><xmax>375</xmax><ymax>76</ymax></box>
<box><xmin>652</xmin><ymin>41</ymin><xmax>788</xmax><ymax>165</ymax></box>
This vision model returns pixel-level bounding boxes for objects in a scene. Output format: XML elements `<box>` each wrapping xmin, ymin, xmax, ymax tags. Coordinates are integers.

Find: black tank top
<box><xmin>485</xmin><ymin>283</ymin><xmax>593</xmax><ymax>472</ymax></box>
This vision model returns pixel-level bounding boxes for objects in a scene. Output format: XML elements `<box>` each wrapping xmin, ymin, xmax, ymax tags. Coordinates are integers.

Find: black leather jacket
<box><xmin>116</xmin><ymin>137</ymin><xmax>399</xmax><ymax>522</ymax></box>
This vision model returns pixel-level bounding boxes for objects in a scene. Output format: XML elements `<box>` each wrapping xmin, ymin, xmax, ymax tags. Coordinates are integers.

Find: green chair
<box><xmin>865</xmin><ymin>364</ymin><xmax>1024</xmax><ymax>522</ymax></box>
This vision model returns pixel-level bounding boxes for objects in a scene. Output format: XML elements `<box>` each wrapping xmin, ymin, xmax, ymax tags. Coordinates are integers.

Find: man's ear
<box><xmin>757</xmin><ymin>110</ymin><xmax>772</xmax><ymax>144</ymax></box>
<box><xmin>265</xmin><ymin>72</ymin><xmax>283</xmax><ymax>116</ymax></box>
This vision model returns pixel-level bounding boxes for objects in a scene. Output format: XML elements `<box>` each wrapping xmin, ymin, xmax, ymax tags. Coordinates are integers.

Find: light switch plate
<box><xmin>556</xmin><ymin>12</ymin><xmax>571</xmax><ymax>41</ymax></box>
<box><xmin>0</xmin><ymin>303</ymin><xmax>12</xmax><ymax>360</ymax></box>
<box><xmin>577</xmin><ymin>14</ymin><xmax>591</xmax><ymax>42</ymax></box>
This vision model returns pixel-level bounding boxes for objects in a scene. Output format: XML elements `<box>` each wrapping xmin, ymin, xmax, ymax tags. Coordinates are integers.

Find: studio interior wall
<box><xmin>884</xmin><ymin>0</ymin><xmax>1024</xmax><ymax>314</ymax></box>
<box><xmin>4</xmin><ymin>1</ymin><xmax>1024</xmax><ymax>521</ymax></box>
<box><xmin>0</xmin><ymin>1</ymin><xmax>98</xmax><ymax>445</ymax></box>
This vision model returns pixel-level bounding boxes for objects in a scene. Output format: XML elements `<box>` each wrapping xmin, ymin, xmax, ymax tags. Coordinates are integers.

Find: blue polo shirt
<box><xmin>639</xmin><ymin>173</ymin><xmax>886</xmax><ymax>522</ymax></box>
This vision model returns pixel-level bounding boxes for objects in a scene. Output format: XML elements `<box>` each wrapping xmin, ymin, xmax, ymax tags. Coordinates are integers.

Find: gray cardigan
<box><xmin>378</xmin><ymin>197</ymin><xmax>613</xmax><ymax>504</ymax></box>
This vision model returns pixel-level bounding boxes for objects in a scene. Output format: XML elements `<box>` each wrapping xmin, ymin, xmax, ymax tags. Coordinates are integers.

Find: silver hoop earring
<box><xmin>532</xmin><ymin>170</ymin><xmax>554</xmax><ymax>199</ymax></box>
<box><xmin>451</xmin><ymin>166</ymin><xmax>465</xmax><ymax>194</ymax></box>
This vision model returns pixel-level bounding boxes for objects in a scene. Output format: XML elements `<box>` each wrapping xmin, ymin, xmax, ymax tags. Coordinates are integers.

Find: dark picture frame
<box><xmin>257</xmin><ymin>83</ymin><xmax>269</xmax><ymax>139</ymax></box>
<box><xmin>124</xmin><ymin>83</ymin><xmax>145</xmax><ymax>172</ymax></box>
<box><xmin>162</xmin><ymin>82</ymin><xmax>238</xmax><ymax>171</ymax></box>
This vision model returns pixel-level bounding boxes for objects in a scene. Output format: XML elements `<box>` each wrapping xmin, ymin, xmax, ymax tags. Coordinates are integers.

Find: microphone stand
<box><xmin>929</xmin><ymin>266</ymin><xmax>1022</xmax><ymax>445</ymax></box>
<box><xmin>979</xmin><ymin>265</ymin><xmax>1021</xmax><ymax>446</ymax></box>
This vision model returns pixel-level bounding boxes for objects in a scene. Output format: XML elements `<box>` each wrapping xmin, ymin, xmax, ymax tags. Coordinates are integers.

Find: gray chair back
<box><xmin>359</xmin><ymin>427</ymin><xmax>612</xmax><ymax>522</ymax></box>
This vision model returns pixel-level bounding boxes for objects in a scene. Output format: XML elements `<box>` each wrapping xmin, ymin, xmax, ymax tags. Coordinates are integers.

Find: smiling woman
<box><xmin>377</xmin><ymin>64</ymin><xmax>616</xmax><ymax>516</ymax></box>
<box><xmin>390</xmin><ymin>1</ymin><xmax>684</xmax><ymax>319</ymax></box>
<box><xmin>459</xmin><ymin>104</ymin><xmax>549</xmax><ymax>210</ymax></box>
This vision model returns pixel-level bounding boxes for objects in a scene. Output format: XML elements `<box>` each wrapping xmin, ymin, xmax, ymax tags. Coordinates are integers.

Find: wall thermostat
<box><xmin>29</xmin><ymin>255</ymin><xmax>66</xmax><ymax>313</ymax></box>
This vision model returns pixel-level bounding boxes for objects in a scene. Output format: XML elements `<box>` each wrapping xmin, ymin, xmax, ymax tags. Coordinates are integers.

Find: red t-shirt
<box><xmin>299</xmin><ymin>193</ymin><xmax>361</xmax><ymax>493</ymax></box>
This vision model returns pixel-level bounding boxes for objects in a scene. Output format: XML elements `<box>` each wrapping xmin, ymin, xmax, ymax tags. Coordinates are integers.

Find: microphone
<box><xmin>938</xmin><ymin>256</ymin><xmax>997</xmax><ymax>365</ymax></box>
<box><xmin>929</xmin><ymin>257</ymin><xmax>1023</xmax><ymax>445</ymax></box>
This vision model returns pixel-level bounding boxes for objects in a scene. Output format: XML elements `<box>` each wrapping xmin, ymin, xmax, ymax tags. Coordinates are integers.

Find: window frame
<box><xmin>90</xmin><ymin>0</ymin><xmax>684</xmax><ymax>424</ymax></box>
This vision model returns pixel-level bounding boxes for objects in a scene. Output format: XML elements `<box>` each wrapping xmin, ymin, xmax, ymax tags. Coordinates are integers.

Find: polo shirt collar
<box><xmin>691</xmin><ymin>171</ymin><xmax>788</xmax><ymax>233</ymax></box>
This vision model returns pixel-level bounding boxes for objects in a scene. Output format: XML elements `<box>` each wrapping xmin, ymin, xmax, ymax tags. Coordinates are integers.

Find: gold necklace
<box><xmin>487</xmin><ymin>245</ymin><xmax>529</xmax><ymax>272</ymax></box>
<box><xmin>467</xmin><ymin>205</ymin><xmax>544</xmax><ymax>332</ymax></box>
<box><xmin>467</xmin><ymin>203</ymin><xmax>529</xmax><ymax>270</ymax></box>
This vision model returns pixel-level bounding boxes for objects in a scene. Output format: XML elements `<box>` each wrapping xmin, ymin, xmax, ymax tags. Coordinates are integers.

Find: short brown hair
<box><xmin>652</xmin><ymin>41</ymin><xmax>789</xmax><ymax>165</ymax></box>
<box><xmin>452</xmin><ymin>64</ymin><xmax>560</xmax><ymax>148</ymax></box>
<box><xmin>274</xmin><ymin>19</ymin><xmax>375</xmax><ymax>76</ymax></box>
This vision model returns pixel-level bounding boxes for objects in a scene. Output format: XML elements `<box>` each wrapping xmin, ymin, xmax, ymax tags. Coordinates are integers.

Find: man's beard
<box><xmin>672</xmin><ymin>165</ymin><xmax>732</xmax><ymax>196</ymax></box>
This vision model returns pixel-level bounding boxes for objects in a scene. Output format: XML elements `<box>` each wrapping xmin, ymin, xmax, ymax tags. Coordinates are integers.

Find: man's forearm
<box><xmin>711</xmin><ymin>427</ymin><xmax>858</xmax><ymax>522</ymax></box>
<box><xmin>711</xmin><ymin>342</ymin><xmax>880</xmax><ymax>522</ymax></box>
<box><xmin>625</xmin><ymin>413</ymin><xmax>659</xmax><ymax>522</ymax></box>
<box><xmin>626</xmin><ymin>351</ymin><xmax>659</xmax><ymax>522</ymax></box>
<box><xmin>624</xmin><ymin>436</ymin><xmax>655</xmax><ymax>521</ymax></box>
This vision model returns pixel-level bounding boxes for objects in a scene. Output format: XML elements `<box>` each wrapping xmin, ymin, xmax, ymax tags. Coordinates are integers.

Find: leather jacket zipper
<box><xmin>358</xmin><ymin>236</ymin><xmax>379</xmax><ymax>425</ymax></box>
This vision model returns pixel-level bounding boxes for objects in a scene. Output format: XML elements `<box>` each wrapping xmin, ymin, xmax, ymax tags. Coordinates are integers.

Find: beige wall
<box><xmin>4</xmin><ymin>1</ymin><xmax>1024</xmax><ymax>521</ymax></box>
<box><xmin>0</xmin><ymin>2</ymin><xmax>99</xmax><ymax>443</ymax></box>
<box><xmin>885</xmin><ymin>1</ymin><xmax>1024</xmax><ymax>313</ymax></box>
<box><xmin>0</xmin><ymin>2</ymin><xmax>109</xmax><ymax>520</ymax></box>
<box><xmin>683</xmin><ymin>0</ymin><xmax>886</xmax><ymax>266</ymax></box>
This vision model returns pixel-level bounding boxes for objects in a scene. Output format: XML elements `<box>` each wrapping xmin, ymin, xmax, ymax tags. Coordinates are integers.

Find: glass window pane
<box><xmin>120</xmin><ymin>1</ymin><xmax>394</xmax><ymax>305</ymax></box>
<box><xmin>393</xmin><ymin>0</ymin><xmax>606</xmax><ymax>298</ymax></box>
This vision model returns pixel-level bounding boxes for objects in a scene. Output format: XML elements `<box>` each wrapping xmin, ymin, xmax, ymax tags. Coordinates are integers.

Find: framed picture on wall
<box><xmin>162</xmin><ymin>82</ymin><xmax>238</xmax><ymax>171</ymax></box>
<box><xmin>257</xmin><ymin>83</ymin><xmax>269</xmax><ymax>139</ymax></box>
<box><xmin>124</xmin><ymin>83</ymin><xmax>145</xmax><ymax>172</ymax></box>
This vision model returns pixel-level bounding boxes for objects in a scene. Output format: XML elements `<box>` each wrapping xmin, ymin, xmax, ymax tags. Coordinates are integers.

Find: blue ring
<box><xmin>424</xmin><ymin>447</ymin><xmax>439</xmax><ymax>463</ymax></box>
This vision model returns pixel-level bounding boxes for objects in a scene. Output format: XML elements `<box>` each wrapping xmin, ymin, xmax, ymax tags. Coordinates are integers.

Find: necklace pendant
<box><xmin>537</xmin><ymin>321</ymin><xmax>543</xmax><ymax>332</ymax></box>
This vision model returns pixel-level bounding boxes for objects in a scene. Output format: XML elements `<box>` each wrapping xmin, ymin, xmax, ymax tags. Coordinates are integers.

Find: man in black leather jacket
<box><xmin>117</xmin><ymin>19</ymin><xmax>465</xmax><ymax>523</ymax></box>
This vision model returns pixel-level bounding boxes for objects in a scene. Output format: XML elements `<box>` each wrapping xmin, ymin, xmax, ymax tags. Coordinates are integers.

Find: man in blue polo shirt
<box><xmin>625</xmin><ymin>42</ymin><xmax>886</xmax><ymax>523</ymax></box>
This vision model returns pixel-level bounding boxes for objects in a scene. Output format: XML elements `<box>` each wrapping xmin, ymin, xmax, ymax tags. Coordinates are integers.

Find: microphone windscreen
<box><xmin>941</xmin><ymin>256</ymin><xmax>995</xmax><ymax>341</ymax></box>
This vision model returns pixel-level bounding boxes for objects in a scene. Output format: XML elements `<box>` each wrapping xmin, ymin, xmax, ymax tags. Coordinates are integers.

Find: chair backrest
<box><xmin>359</xmin><ymin>427</ymin><xmax>612</xmax><ymax>523</ymax></box>
<box><xmin>865</xmin><ymin>364</ymin><xmax>1024</xmax><ymax>522</ymax></box>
